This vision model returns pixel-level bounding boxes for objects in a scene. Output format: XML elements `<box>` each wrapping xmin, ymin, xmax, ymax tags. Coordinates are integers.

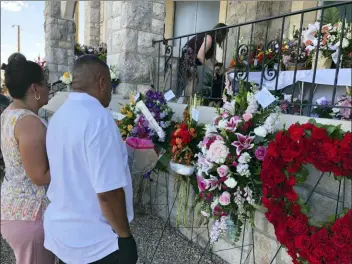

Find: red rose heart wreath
<box><xmin>260</xmin><ymin>121</ymin><xmax>352</xmax><ymax>264</ymax></box>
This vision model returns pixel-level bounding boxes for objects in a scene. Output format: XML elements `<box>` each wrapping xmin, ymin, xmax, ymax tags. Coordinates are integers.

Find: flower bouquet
<box><xmin>117</xmin><ymin>89</ymin><xmax>174</xmax><ymax>175</ymax></box>
<box><xmin>282</xmin><ymin>37</ymin><xmax>309</xmax><ymax>71</ymax></box>
<box><xmin>332</xmin><ymin>88</ymin><xmax>351</xmax><ymax>120</ymax></box>
<box><xmin>60</xmin><ymin>72</ymin><xmax>72</xmax><ymax>91</ymax></box>
<box><xmin>170</xmin><ymin>95</ymin><xmax>205</xmax><ymax>176</ymax></box>
<box><xmin>195</xmin><ymin>79</ymin><xmax>281</xmax><ymax>242</ymax></box>
<box><xmin>109</xmin><ymin>65</ymin><xmax>120</xmax><ymax>93</ymax></box>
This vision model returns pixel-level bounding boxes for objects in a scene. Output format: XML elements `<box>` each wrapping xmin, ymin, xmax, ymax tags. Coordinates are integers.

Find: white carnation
<box><xmin>238</xmin><ymin>152</ymin><xmax>251</xmax><ymax>164</ymax></box>
<box><xmin>236</xmin><ymin>163</ymin><xmax>249</xmax><ymax>176</ymax></box>
<box><xmin>254</xmin><ymin>126</ymin><xmax>267</xmax><ymax>137</ymax></box>
<box><xmin>224</xmin><ymin>177</ymin><xmax>238</xmax><ymax>188</ymax></box>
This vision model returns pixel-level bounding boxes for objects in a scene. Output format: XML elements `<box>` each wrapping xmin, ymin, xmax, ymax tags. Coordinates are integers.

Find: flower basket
<box><xmin>312</xmin><ymin>52</ymin><xmax>332</xmax><ymax>69</ymax></box>
<box><xmin>169</xmin><ymin>161</ymin><xmax>195</xmax><ymax>176</ymax></box>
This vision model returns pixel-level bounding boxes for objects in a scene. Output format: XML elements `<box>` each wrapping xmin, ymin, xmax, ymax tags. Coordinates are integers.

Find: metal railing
<box><xmin>153</xmin><ymin>1</ymin><xmax>351</xmax><ymax>120</ymax></box>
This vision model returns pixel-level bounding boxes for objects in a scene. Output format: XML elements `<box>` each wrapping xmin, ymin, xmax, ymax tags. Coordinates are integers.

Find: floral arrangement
<box><xmin>171</xmin><ymin>96</ymin><xmax>204</xmax><ymax>167</ymax></box>
<box><xmin>278</xmin><ymin>93</ymin><xmax>307</xmax><ymax>115</ymax></box>
<box><xmin>304</xmin><ymin>21</ymin><xmax>352</xmax><ymax>64</ymax></box>
<box><xmin>118</xmin><ymin>89</ymin><xmax>174</xmax><ymax>172</ymax></box>
<box><xmin>60</xmin><ymin>72</ymin><xmax>72</xmax><ymax>85</ymax></box>
<box><xmin>74</xmin><ymin>42</ymin><xmax>107</xmax><ymax>62</ymax></box>
<box><xmin>195</xmin><ymin>79</ymin><xmax>281</xmax><ymax>242</ymax></box>
<box><xmin>311</xmin><ymin>96</ymin><xmax>333</xmax><ymax>119</ymax></box>
<box><xmin>332</xmin><ymin>94</ymin><xmax>351</xmax><ymax>120</ymax></box>
<box><xmin>261</xmin><ymin>121</ymin><xmax>352</xmax><ymax>264</ymax></box>
<box><xmin>109</xmin><ymin>65</ymin><xmax>120</xmax><ymax>91</ymax></box>
<box><xmin>282</xmin><ymin>37</ymin><xmax>309</xmax><ymax>67</ymax></box>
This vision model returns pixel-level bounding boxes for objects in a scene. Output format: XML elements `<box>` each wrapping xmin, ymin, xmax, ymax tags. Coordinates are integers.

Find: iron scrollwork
<box><xmin>233</xmin><ymin>44</ymin><xmax>250</xmax><ymax>81</ymax></box>
<box><xmin>163</xmin><ymin>38</ymin><xmax>173</xmax><ymax>78</ymax></box>
<box><xmin>262</xmin><ymin>40</ymin><xmax>280</xmax><ymax>82</ymax></box>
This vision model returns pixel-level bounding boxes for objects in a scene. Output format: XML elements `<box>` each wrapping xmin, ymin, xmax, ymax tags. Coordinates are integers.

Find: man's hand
<box><xmin>118</xmin><ymin>235</ymin><xmax>138</xmax><ymax>264</ymax></box>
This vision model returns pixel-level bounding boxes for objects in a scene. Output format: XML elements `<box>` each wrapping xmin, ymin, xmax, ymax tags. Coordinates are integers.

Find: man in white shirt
<box><xmin>45</xmin><ymin>55</ymin><xmax>137</xmax><ymax>264</ymax></box>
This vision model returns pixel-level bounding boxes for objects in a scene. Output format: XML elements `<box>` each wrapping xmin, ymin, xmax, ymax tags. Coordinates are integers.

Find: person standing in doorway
<box><xmin>44</xmin><ymin>55</ymin><xmax>138</xmax><ymax>264</ymax></box>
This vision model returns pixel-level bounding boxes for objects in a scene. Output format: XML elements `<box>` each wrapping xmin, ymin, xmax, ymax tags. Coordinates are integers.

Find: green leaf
<box><xmin>327</xmin><ymin>126</ymin><xmax>336</xmax><ymax>135</ymax></box>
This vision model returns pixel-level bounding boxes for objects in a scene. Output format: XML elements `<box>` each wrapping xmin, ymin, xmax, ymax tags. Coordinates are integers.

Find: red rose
<box><xmin>311</xmin><ymin>127</ymin><xmax>328</xmax><ymax>140</ymax></box>
<box><xmin>267</xmin><ymin>143</ymin><xmax>279</xmax><ymax>158</ymax></box>
<box><xmin>332</xmin><ymin>234</ymin><xmax>348</xmax><ymax>248</ymax></box>
<box><xmin>286</xmin><ymin>189</ymin><xmax>298</xmax><ymax>202</ymax></box>
<box><xmin>290</xmin><ymin>204</ymin><xmax>301</xmax><ymax>215</ymax></box>
<box><xmin>294</xmin><ymin>234</ymin><xmax>311</xmax><ymax>250</ymax></box>
<box><xmin>288</xmin><ymin>124</ymin><xmax>305</xmax><ymax>141</ymax></box>
<box><xmin>287</xmin><ymin>176</ymin><xmax>296</xmax><ymax>186</ymax></box>
<box><xmin>311</xmin><ymin>228</ymin><xmax>329</xmax><ymax>247</ymax></box>
<box><xmin>272</xmin><ymin>168</ymin><xmax>286</xmax><ymax>184</ymax></box>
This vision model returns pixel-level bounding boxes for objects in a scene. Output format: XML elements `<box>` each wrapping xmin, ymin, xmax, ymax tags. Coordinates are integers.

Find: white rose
<box><xmin>238</xmin><ymin>152</ymin><xmax>251</xmax><ymax>164</ymax></box>
<box><xmin>254</xmin><ymin>126</ymin><xmax>267</xmax><ymax>137</ymax></box>
<box><xmin>224</xmin><ymin>177</ymin><xmax>238</xmax><ymax>188</ymax></box>
<box><xmin>346</xmin><ymin>32</ymin><xmax>351</xmax><ymax>39</ymax></box>
<box><xmin>342</xmin><ymin>38</ymin><xmax>349</xmax><ymax>49</ymax></box>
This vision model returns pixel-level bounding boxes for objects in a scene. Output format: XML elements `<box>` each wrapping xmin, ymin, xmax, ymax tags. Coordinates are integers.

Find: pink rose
<box><xmin>217</xmin><ymin>165</ymin><xmax>229</xmax><ymax>178</ymax></box>
<box><xmin>219</xmin><ymin>191</ymin><xmax>231</xmax><ymax>206</ymax></box>
<box><xmin>206</xmin><ymin>140</ymin><xmax>229</xmax><ymax>164</ymax></box>
<box><xmin>221</xmin><ymin>112</ymin><xmax>230</xmax><ymax>119</ymax></box>
<box><xmin>255</xmin><ymin>146</ymin><xmax>267</xmax><ymax>161</ymax></box>
<box><xmin>242</xmin><ymin>112</ymin><xmax>253</xmax><ymax>122</ymax></box>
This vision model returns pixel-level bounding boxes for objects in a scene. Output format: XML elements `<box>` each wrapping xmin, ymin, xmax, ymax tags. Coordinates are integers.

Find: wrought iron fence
<box><xmin>153</xmin><ymin>1</ymin><xmax>351</xmax><ymax>120</ymax></box>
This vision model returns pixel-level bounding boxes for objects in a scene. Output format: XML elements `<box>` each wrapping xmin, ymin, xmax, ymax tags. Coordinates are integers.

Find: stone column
<box><xmin>107</xmin><ymin>1</ymin><xmax>165</xmax><ymax>97</ymax></box>
<box><xmin>84</xmin><ymin>1</ymin><xmax>101</xmax><ymax>47</ymax></box>
<box><xmin>44</xmin><ymin>2</ymin><xmax>76</xmax><ymax>83</ymax></box>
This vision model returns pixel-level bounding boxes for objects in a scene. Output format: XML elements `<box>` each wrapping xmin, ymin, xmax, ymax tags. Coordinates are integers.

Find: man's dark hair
<box><xmin>4</xmin><ymin>53</ymin><xmax>45</xmax><ymax>99</ymax></box>
<box><xmin>72</xmin><ymin>55</ymin><xmax>109</xmax><ymax>77</ymax></box>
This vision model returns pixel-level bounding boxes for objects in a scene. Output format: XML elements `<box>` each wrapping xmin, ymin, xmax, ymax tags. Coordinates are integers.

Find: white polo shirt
<box><xmin>44</xmin><ymin>92</ymin><xmax>134</xmax><ymax>264</ymax></box>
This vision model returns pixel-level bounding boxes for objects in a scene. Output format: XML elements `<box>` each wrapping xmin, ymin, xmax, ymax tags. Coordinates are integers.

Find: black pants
<box><xmin>59</xmin><ymin>250</ymin><xmax>119</xmax><ymax>264</ymax></box>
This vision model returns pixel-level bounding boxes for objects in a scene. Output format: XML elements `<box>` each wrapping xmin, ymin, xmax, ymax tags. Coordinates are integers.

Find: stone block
<box><xmin>137</xmin><ymin>31</ymin><xmax>161</xmax><ymax>56</ymax></box>
<box><xmin>152</xmin><ymin>2</ymin><xmax>165</xmax><ymax>20</ymax></box>
<box><xmin>111</xmin><ymin>29</ymin><xmax>138</xmax><ymax>54</ymax></box>
<box><xmin>111</xmin><ymin>1</ymin><xmax>122</xmax><ymax>18</ymax></box>
<box><xmin>89</xmin><ymin>1</ymin><xmax>100</xmax><ymax>9</ymax></box>
<box><xmin>152</xmin><ymin>18</ymin><xmax>164</xmax><ymax>35</ymax></box>
<box><xmin>90</xmin><ymin>8</ymin><xmax>100</xmax><ymax>23</ymax></box>
<box><xmin>121</xmin><ymin>1</ymin><xmax>153</xmax><ymax>31</ymax></box>
<box><xmin>58</xmin><ymin>65</ymin><xmax>69</xmax><ymax>74</ymax></box>
<box><xmin>45</xmin><ymin>2</ymin><xmax>61</xmax><ymax>18</ymax></box>
<box><xmin>251</xmin><ymin>231</ymin><xmax>280</xmax><ymax>264</ymax></box>
<box><xmin>47</xmin><ymin>64</ymin><xmax>58</xmax><ymax>73</ymax></box>
<box><xmin>90</xmin><ymin>27</ymin><xmax>100</xmax><ymax>37</ymax></box>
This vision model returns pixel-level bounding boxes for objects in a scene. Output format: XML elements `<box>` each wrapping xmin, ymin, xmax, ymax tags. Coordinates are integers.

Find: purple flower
<box><xmin>231</xmin><ymin>133</ymin><xmax>255</xmax><ymax>155</ymax></box>
<box><xmin>255</xmin><ymin>146</ymin><xmax>267</xmax><ymax>161</ymax></box>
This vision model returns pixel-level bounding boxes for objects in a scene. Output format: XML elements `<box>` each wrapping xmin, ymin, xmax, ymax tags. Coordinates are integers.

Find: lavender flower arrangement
<box><xmin>311</xmin><ymin>96</ymin><xmax>333</xmax><ymax>119</ymax></box>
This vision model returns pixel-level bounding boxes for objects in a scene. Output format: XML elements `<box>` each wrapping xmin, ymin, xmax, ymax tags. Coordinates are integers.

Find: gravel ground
<box><xmin>1</xmin><ymin>210</ymin><xmax>227</xmax><ymax>264</ymax></box>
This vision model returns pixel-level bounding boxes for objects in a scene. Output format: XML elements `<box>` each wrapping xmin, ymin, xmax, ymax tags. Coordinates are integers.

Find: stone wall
<box><xmin>84</xmin><ymin>1</ymin><xmax>101</xmax><ymax>47</ymax></box>
<box><xmin>106</xmin><ymin>1</ymin><xmax>165</xmax><ymax>97</ymax></box>
<box><xmin>44</xmin><ymin>2</ymin><xmax>75</xmax><ymax>82</ymax></box>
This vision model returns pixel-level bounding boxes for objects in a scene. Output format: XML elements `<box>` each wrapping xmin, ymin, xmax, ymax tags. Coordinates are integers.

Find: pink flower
<box><xmin>197</xmin><ymin>154</ymin><xmax>214</xmax><ymax>174</ymax></box>
<box><xmin>197</xmin><ymin>176</ymin><xmax>210</xmax><ymax>192</ymax></box>
<box><xmin>242</xmin><ymin>112</ymin><xmax>253</xmax><ymax>122</ymax></box>
<box><xmin>339</xmin><ymin>97</ymin><xmax>351</xmax><ymax>119</ymax></box>
<box><xmin>255</xmin><ymin>146</ymin><xmax>267</xmax><ymax>161</ymax></box>
<box><xmin>219</xmin><ymin>191</ymin><xmax>231</xmax><ymax>206</ymax></box>
<box><xmin>231</xmin><ymin>133</ymin><xmax>255</xmax><ymax>155</ymax></box>
<box><xmin>225</xmin><ymin>116</ymin><xmax>241</xmax><ymax>131</ymax></box>
<box><xmin>221</xmin><ymin>112</ymin><xmax>230</xmax><ymax>119</ymax></box>
<box><xmin>206</xmin><ymin>140</ymin><xmax>229</xmax><ymax>164</ymax></box>
<box><xmin>217</xmin><ymin>165</ymin><xmax>230</xmax><ymax>178</ymax></box>
<box><xmin>232</xmin><ymin>161</ymin><xmax>238</xmax><ymax>167</ymax></box>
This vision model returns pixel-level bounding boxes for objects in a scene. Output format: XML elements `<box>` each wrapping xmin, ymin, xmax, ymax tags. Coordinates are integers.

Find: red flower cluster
<box><xmin>171</xmin><ymin>123</ymin><xmax>197</xmax><ymax>165</ymax></box>
<box><xmin>261</xmin><ymin>123</ymin><xmax>352</xmax><ymax>264</ymax></box>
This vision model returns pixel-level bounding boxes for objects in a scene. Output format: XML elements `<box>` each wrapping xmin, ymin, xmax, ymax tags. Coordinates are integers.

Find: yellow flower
<box><xmin>129</xmin><ymin>95</ymin><xmax>135</xmax><ymax>105</ymax></box>
<box><xmin>63</xmin><ymin>72</ymin><xmax>70</xmax><ymax>79</ymax></box>
<box><xmin>127</xmin><ymin>125</ymin><xmax>133</xmax><ymax>132</ymax></box>
<box><xmin>120</xmin><ymin>107</ymin><xmax>127</xmax><ymax>114</ymax></box>
<box><xmin>126</xmin><ymin>111</ymin><xmax>133</xmax><ymax>118</ymax></box>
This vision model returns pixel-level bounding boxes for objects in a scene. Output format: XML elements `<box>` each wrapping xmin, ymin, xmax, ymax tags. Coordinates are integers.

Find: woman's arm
<box><xmin>15</xmin><ymin>115</ymin><xmax>50</xmax><ymax>186</ymax></box>
<box><xmin>197</xmin><ymin>35</ymin><xmax>213</xmax><ymax>65</ymax></box>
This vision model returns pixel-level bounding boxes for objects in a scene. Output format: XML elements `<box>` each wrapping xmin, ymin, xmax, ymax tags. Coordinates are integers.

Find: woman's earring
<box><xmin>35</xmin><ymin>94</ymin><xmax>41</xmax><ymax>100</ymax></box>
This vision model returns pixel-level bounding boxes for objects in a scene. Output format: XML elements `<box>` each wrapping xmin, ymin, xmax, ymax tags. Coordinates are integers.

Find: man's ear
<box><xmin>99</xmin><ymin>75</ymin><xmax>106</xmax><ymax>92</ymax></box>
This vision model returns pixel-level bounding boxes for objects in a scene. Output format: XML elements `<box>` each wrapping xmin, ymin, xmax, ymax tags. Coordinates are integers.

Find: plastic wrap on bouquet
<box><xmin>125</xmin><ymin>137</ymin><xmax>159</xmax><ymax>177</ymax></box>
<box><xmin>169</xmin><ymin>161</ymin><xmax>195</xmax><ymax>176</ymax></box>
